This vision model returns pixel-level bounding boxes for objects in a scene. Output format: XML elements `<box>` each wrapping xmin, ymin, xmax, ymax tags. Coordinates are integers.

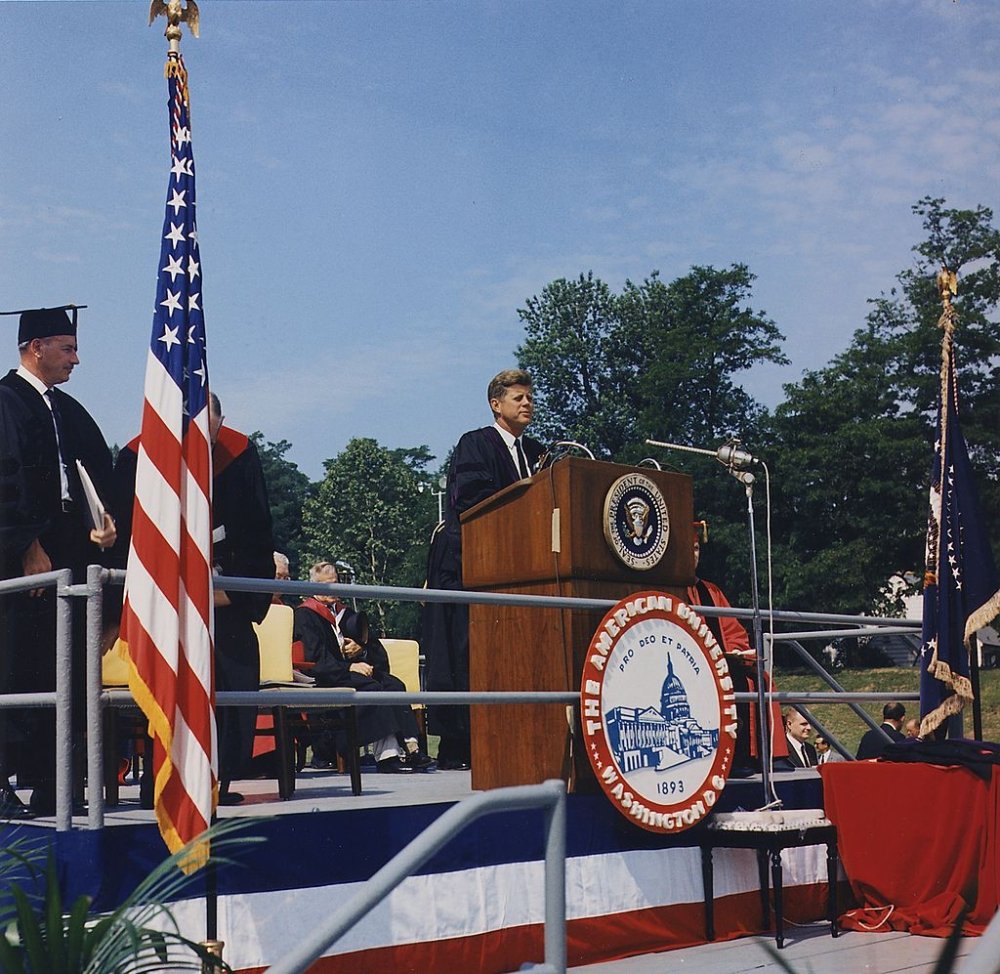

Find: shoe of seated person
<box><xmin>376</xmin><ymin>756</ymin><xmax>415</xmax><ymax>774</ymax></box>
<box><xmin>404</xmin><ymin>751</ymin><xmax>436</xmax><ymax>771</ymax></box>
<box><xmin>218</xmin><ymin>789</ymin><xmax>245</xmax><ymax>806</ymax></box>
<box><xmin>0</xmin><ymin>784</ymin><xmax>34</xmax><ymax>820</ymax></box>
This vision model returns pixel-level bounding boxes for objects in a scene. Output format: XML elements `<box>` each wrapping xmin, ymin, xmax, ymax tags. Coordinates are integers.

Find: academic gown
<box><xmin>685</xmin><ymin>576</ymin><xmax>788</xmax><ymax>767</ymax></box>
<box><xmin>113</xmin><ymin>426</ymin><xmax>274</xmax><ymax>783</ymax></box>
<box><xmin>421</xmin><ymin>425</ymin><xmax>544</xmax><ymax>763</ymax></box>
<box><xmin>0</xmin><ymin>370</ymin><xmax>115</xmax><ymax>785</ymax></box>
<box><xmin>292</xmin><ymin>600</ymin><xmax>419</xmax><ymax>751</ymax></box>
<box><xmin>212</xmin><ymin>428</ymin><xmax>275</xmax><ymax>781</ymax></box>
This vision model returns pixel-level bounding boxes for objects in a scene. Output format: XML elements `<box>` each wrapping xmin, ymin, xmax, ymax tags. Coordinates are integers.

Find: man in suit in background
<box><xmin>856</xmin><ymin>701</ymin><xmax>906</xmax><ymax>760</ymax></box>
<box><xmin>422</xmin><ymin>369</ymin><xmax>545</xmax><ymax>770</ymax></box>
<box><xmin>781</xmin><ymin>707</ymin><xmax>819</xmax><ymax>768</ymax></box>
<box><xmin>0</xmin><ymin>305</ymin><xmax>117</xmax><ymax>816</ymax></box>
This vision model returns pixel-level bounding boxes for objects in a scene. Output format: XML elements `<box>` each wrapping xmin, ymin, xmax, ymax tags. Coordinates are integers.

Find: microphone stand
<box><xmin>734</xmin><ymin>470</ymin><xmax>774</xmax><ymax>807</ymax></box>
<box><xmin>646</xmin><ymin>439</ymin><xmax>774</xmax><ymax>810</ymax></box>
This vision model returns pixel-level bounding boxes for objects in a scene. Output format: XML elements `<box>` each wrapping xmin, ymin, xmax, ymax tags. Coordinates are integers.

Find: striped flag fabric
<box><xmin>919</xmin><ymin>273</ymin><xmax>1000</xmax><ymax>737</ymax></box>
<box><xmin>120</xmin><ymin>51</ymin><xmax>215</xmax><ymax>868</ymax></box>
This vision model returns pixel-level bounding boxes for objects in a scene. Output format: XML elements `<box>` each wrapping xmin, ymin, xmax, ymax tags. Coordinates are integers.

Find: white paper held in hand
<box><xmin>75</xmin><ymin>459</ymin><xmax>106</xmax><ymax>532</ymax></box>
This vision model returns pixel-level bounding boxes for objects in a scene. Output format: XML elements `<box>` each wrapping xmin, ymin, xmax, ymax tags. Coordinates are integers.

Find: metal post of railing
<box><xmin>86</xmin><ymin>564</ymin><xmax>106</xmax><ymax>828</ymax></box>
<box><xmin>55</xmin><ymin>568</ymin><xmax>74</xmax><ymax>832</ymax></box>
<box><xmin>263</xmin><ymin>780</ymin><xmax>567</xmax><ymax>974</ymax></box>
<box><xmin>773</xmin><ymin>637</ymin><xmax>884</xmax><ymax>736</ymax></box>
<box><xmin>542</xmin><ymin>781</ymin><xmax>567</xmax><ymax>973</ymax></box>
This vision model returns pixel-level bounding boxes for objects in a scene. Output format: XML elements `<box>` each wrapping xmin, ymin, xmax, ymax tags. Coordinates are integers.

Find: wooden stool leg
<box><xmin>770</xmin><ymin>847</ymin><xmax>785</xmax><ymax>949</ymax></box>
<box><xmin>701</xmin><ymin>847</ymin><xmax>715</xmax><ymax>941</ymax></box>
<box><xmin>827</xmin><ymin>840</ymin><xmax>840</xmax><ymax>937</ymax></box>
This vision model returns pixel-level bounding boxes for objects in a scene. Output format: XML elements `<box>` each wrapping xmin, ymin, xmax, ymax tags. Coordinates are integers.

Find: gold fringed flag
<box><xmin>919</xmin><ymin>269</ymin><xmax>1000</xmax><ymax>737</ymax></box>
<box><xmin>120</xmin><ymin>49</ymin><xmax>216</xmax><ymax>871</ymax></box>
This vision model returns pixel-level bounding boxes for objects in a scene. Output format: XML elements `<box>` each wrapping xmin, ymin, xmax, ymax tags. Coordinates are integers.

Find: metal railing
<box><xmin>263</xmin><ymin>779</ymin><xmax>567</xmax><ymax>974</ymax></box>
<box><xmin>0</xmin><ymin>566</ymin><xmax>928</xmax><ymax>833</ymax></box>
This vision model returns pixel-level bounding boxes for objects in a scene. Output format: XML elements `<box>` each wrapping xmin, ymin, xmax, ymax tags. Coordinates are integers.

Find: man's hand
<box><xmin>22</xmin><ymin>538</ymin><xmax>51</xmax><ymax>597</ymax></box>
<box><xmin>349</xmin><ymin>662</ymin><xmax>374</xmax><ymax>678</ymax></box>
<box><xmin>90</xmin><ymin>512</ymin><xmax>117</xmax><ymax>549</ymax></box>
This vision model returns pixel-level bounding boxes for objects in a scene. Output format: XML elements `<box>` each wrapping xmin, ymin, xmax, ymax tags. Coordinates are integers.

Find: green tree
<box><xmin>250</xmin><ymin>432</ymin><xmax>313</xmax><ymax>576</ymax></box>
<box><xmin>516</xmin><ymin>265</ymin><xmax>787</xmax><ymax>607</ymax></box>
<box><xmin>299</xmin><ymin>438</ymin><xmax>437</xmax><ymax>635</ymax></box>
<box><xmin>516</xmin><ymin>272</ymin><xmax>639</xmax><ymax>458</ymax></box>
<box><xmin>623</xmin><ymin>265</ymin><xmax>787</xmax><ymax>454</ymax></box>
<box><xmin>768</xmin><ymin>325</ymin><xmax>927</xmax><ymax>615</ymax></box>
<box><xmin>516</xmin><ymin>265</ymin><xmax>786</xmax><ymax>463</ymax></box>
<box><xmin>769</xmin><ymin>198</ymin><xmax>1000</xmax><ymax>615</ymax></box>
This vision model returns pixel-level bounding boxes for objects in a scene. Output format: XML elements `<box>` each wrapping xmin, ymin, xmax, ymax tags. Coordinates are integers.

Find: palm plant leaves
<box><xmin>0</xmin><ymin>816</ymin><xmax>265</xmax><ymax>973</ymax></box>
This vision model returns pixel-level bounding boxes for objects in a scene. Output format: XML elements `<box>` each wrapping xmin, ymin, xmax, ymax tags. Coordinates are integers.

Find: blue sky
<box><xmin>3</xmin><ymin>0</ymin><xmax>998</xmax><ymax>480</ymax></box>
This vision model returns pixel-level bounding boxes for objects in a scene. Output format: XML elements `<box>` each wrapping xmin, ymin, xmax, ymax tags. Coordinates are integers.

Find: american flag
<box><xmin>120</xmin><ymin>52</ymin><xmax>215</xmax><ymax>868</ymax></box>
<box><xmin>919</xmin><ymin>278</ymin><xmax>1000</xmax><ymax>737</ymax></box>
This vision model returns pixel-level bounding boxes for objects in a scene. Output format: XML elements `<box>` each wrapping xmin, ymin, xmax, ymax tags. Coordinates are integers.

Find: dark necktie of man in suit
<box><xmin>515</xmin><ymin>438</ymin><xmax>530</xmax><ymax>479</ymax></box>
<box><xmin>45</xmin><ymin>390</ymin><xmax>72</xmax><ymax>503</ymax></box>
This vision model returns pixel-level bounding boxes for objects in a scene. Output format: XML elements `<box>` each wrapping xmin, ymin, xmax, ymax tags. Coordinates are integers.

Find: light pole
<box><xmin>419</xmin><ymin>476</ymin><xmax>447</xmax><ymax>523</ymax></box>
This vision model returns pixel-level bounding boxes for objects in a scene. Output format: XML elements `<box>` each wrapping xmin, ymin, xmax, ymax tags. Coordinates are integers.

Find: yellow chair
<box><xmin>254</xmin><ymin>603</ymin><xmax>362</xmax><ymax>798</ymax></box>
<box><xmin>254</xmin><ymin>603</ymin><xmax>295</xmax><ymax>684</ymax></box>
<box><xmin>382</xmin><ymin>638</ymin><xmax>426</xmax><ymax>751</ymax></box>
<box><xmin>101</xmin><ymin>639</ymin><xmax>144</xmax><ymax>806</ymax></box>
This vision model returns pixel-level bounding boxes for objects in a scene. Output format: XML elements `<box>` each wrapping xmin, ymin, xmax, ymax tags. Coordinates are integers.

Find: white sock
<box><xmin>375</xmin><ymin>736</ymin><xmax>401</xmax><ymax>763</ymax></box>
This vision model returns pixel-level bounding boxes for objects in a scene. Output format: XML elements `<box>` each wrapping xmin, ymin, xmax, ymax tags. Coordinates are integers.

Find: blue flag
<box><xmin>919</xmin><ymin>284</ymin><xmax>1000</xmax><ymax>736</ymax></box>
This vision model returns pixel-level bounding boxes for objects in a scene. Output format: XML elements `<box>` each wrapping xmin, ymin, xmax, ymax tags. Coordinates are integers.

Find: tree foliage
<box><xmin>299</xmin><ymin>438</ymin><xmax>437</xmax><ymax>635</ymax></box>
<box><xmin>516</xmin><ymin>265</ymin><xmax>787</xmax><ymax>465</ymax></box>
<box><xmin>516</xmin><ymin>264</ymin><xmax>788</xmax><ymax>605</ymax></box>
<box><xmin>769</xmin><ymin>198</ymin><xmax>1000</xmax><ymax>614</ymax></box>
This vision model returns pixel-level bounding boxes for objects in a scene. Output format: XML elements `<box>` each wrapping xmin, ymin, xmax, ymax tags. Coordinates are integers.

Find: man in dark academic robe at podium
<box><xmin>0</xmin><ymin>305</ymin><xmax>117</xmax><ymax>817</ymax></box>
<box><xmin>422</xmin><ymin>369</ymin><xmax>545</xmax><ymax>770</ymax></box>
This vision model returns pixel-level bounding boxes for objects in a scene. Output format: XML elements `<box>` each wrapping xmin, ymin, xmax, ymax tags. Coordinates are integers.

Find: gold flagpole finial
<box><xmin>936</xmin><ymin>266</ymin><xmax>958</xmax><ymax>334</ymax></box>
<box><xmin>937</xmin><ymin>266</ymin><xmax>958</xmax><ymax>308</ymax></box>
<box><xmin>149</xmin><ymin>0</ymin><xmax>201</xmax><ymax>55</ymax></box>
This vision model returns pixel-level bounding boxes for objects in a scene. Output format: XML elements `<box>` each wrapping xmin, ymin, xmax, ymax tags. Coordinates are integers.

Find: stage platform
<box><xmin>577</xmin><ymin>925</ymin><xmax>975</xmax><ymax>973</ymax></box>
<box><xmin>3</xmin><ymin>767</ymin><xmax>845</xmax><ymax>974</ymax></box>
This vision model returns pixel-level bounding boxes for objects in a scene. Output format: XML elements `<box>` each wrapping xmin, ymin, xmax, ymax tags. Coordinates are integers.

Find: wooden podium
<box><xmin>462</xmin><ymin>457</ymin><xmax>695</xmax><ymax>792</ymax></box>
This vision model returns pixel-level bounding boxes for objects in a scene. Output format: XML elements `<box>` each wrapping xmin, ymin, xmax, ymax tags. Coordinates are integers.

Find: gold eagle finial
<box><xmin>149</xmin><ymin>0</ymin><xmax>200</xmax><ymax>52</ymax></box>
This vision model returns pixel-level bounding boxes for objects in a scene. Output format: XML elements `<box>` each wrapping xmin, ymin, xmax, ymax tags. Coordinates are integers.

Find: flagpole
<box><xmin>146</xmin><ymin>1</ymin><xmax>221</xmax><ymax>964</ymax></box>
<box><xmin>938</xmin><ymin>271</ymin><xmax>984</xmax><ymax>741</ymax></box>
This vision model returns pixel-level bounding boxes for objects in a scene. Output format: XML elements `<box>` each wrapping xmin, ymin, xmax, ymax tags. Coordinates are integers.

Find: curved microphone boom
<box><xmin>535</xmin><ymin>440</ymin><xmax>596</xmax><ymax>471</ymax></box>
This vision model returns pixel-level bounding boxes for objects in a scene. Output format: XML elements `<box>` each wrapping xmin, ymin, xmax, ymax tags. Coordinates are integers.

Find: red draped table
<box><xmin>821</xmin><ymin>761</ymin><xmax>1000</xmax><ymax>936</ymax></box>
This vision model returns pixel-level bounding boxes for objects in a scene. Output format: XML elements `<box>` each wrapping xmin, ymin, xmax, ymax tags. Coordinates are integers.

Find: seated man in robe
<box><xmin>294</xmin><ymin>560</ymin><xmax>434</xmax><ymax>774</ymax></box>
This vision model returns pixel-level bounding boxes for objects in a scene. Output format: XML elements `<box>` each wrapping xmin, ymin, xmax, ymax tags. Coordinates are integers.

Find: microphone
<box><xmin>535</xmin><ymin>440</ymin><xmax>596</xmax><ymax>471</ymax></box>
<box><xmin>716</xmin><ymin>439</ymin><xmax>758</xmax><ymax>470</ymax></box>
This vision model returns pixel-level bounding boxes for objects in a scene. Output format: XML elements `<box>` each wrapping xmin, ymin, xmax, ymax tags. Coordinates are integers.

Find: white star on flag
<box><xmin>160</xmin><ymin>289</ymin><xmax>182</xmax><ymax>316</ymax></box>
<box><xmin>158</xmin><ymin>324</ymin><xmax>181</xmax><ymax>351</ymax></box>
<box><xmin>162</xmin><ymin>255</ymin><xmax>184</xmax><ymax>281</ymax></box>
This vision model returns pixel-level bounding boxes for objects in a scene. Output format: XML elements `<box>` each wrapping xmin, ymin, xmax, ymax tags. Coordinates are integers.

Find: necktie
<box><xmin>515</xmin><ymin>438</ymin><xmax>531</xmax><ymax>479</ymax></box>
<box><xmin>45</xmin><ymin>390</ymin><xmax>72</xmax><ymax>501</ymax></box>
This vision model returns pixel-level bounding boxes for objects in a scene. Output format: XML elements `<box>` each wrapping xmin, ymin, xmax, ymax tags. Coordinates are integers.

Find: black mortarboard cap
<box><xmin>339</xmin><ymin>609</ymin><xmax>370</xmax><ymax>646</ymax></box>
<box><xmin>0</xmin><ymin>304</ymin><xmax>86</xmax><ymax>344</ymax></box>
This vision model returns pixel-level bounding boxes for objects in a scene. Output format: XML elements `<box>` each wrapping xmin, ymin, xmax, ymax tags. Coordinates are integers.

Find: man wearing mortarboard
<box><xmin>0</xmin><ymin>305</ymin><xmax>116</xmax><ymax>817</ymax></box>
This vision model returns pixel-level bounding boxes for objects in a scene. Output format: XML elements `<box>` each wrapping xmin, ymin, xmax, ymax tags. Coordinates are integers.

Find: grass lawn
<box><xmin>775</xmin><ymin>666</ymin><xmax>1000</xmax><ymax>756</ymax></box>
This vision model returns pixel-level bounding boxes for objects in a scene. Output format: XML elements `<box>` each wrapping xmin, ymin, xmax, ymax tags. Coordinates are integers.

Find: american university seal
<box><xmin>603</xmin><ymin>473</ymin><xmax>670</xmax><ymax>570</ymax></box>
<box><xmin>581</xmin><ymin>593</ymin><xmax>737</xmax><ymax>833</ymax></box>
